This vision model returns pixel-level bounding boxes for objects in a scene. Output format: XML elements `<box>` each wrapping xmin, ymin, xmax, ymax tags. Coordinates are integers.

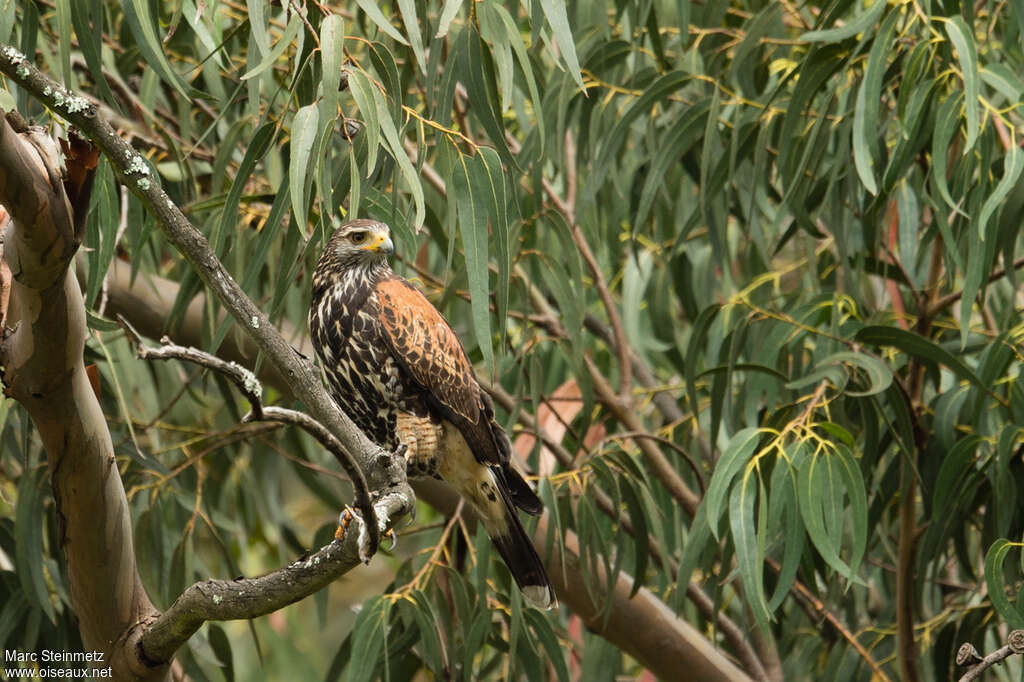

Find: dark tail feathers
<box><xmin>496</xmin><ymin>464</ymin><xmax>543</xmax><ymax>515</ymax></box>
<box><xmin>487</xmin><ymin>472</ymin><xmax>555</xmax><ymax>609</ymax></box>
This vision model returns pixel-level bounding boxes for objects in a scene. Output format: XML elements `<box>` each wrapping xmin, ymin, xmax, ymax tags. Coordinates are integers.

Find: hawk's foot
<box><xmin>335</xmin><ymin>492</ymin><xmax>410</xmax><ymax>562</ymax></box>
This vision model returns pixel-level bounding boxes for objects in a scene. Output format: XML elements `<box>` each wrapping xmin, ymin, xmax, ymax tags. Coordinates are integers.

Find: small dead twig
<box><xmin>958</xmin><ymin>630</ymin><xmax>1024</xmax><ymax>682</ymax></box>
<box><xmin>116</xmin><ymin>316</ymin><xmax>380</xmax><ymax>560</ymax></box>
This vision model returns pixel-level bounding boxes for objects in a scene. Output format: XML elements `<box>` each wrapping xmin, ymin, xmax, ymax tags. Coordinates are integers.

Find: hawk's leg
<box><xmin>395</xmin><ymin>412</ymin><xmax>444</xmax><ymax>479</ymax></box>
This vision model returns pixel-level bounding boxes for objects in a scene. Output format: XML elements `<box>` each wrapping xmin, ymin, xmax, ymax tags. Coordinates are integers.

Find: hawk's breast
<box><xmin>310</xmin><ymin>278</ymin><xmax>426</xmax><ymax>450</ymax></box>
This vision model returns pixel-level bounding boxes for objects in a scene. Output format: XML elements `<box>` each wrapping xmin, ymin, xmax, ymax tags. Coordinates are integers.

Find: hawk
<box><xmin>309</xmin><ymin>219</ymin><xmax>555</xmax><ymax>609</ymax></box>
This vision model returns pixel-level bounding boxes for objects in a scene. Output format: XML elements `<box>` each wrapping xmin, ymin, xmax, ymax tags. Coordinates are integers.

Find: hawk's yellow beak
<box><xmin>362</xmin><ymin>232</ymin><xmax>394</xmax><ymax>255</ymax></box>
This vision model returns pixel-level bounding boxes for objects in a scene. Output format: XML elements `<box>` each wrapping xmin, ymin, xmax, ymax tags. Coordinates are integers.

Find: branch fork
<box><xmin>117</xmin><ymin>317</ymin><xmax>404</xmax><ymax>562</ymax></box>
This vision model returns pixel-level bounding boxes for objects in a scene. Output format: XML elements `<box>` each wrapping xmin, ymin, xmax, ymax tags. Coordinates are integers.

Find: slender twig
<box><xmin>957</xmin><ymin>630</ymin><xmax>1024</xmax><ymax>682</ymax></box>
<box><xmin>594</xmin><ymin>431</ymin><xmax>706</xmax><ymax>497</ymax></box>
<box><xmin>525</xmin><ymin>130</ymin><xmax>634</xmax><ymax>405</ymax></box>
<box><xmin>586</xmin><ymin>355</ymin><xmax>700</xmax><ymax>516</ymax></box>
<box><xmin>926</xmin><ymin>254</ymin><xmax>1024</xmax><ymax>319</ymax></box>
<box><xmin>768</xmin><ymin>557</ymin><xmax>891</xmax><ymax>682</ymax></box>
<box><xmin>118</xmin><ymin>320</ymin><xmax>380</xmax><ymax>559</ymax></box>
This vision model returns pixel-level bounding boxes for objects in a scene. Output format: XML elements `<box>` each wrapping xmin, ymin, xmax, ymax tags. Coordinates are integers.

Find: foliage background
<box><xmin>1</xmin><ymin>0</ymin><xmax>1023</xmax><ymax>680</ymax></box>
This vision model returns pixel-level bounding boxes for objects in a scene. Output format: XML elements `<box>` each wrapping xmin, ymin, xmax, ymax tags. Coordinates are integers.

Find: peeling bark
<box><xmin>0</xmin><ymin>117</ymin><xmax>166</xmax><ymax>679</ymax></box>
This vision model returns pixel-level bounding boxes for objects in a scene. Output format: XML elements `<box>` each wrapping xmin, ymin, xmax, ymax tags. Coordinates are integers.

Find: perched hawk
<box><xmin>309</xmin><ymin>219</ymin><xmax>555</xmax><ymax>609</ymax></box>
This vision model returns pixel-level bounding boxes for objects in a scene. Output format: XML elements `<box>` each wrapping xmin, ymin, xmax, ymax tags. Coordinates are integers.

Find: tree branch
<box><xmin>119</xmin><ymin>325</ymin><xmax>382</xmax><ymax>559</ymax></box>
<box><xmin>139</xmin><ymin>492</ymin><xmax>410</xmax><ymax>664</ymax></box>
<box><xmin>957</xmin><ymin>630</ymin><xmax>1024</xmax><ymax>682</ymax></box>
<box><xmin>0</xmin><ymin>111</ymin><xmax>163</xmax><ymax>679</ymax></box>
<box><xmin>925</xmin><ymin>253</ymin><xmax>1024</xmax><ymax>319</ymax></box>
<box><xmin>0</xmin><ymin>42</ymin><xmax>403</xmax><ymax>494</ymax></box>
<box><xmin>93</xmin><ymin>228</ymin><xmax>760</xmax><ymax>682</ymax></box>
<box><xmin>586</xmin><ymin>355</ymin><xmax>701</xmax><ymax>516</ymax></box>
<box><xmin>0</xmin><ymin>44</ymin><xmax>415</xmax><ymax>668</ymax></box>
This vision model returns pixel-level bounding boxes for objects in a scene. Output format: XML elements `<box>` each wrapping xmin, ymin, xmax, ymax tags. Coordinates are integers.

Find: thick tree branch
<box><xmin>0</xmin><ymin>112</ymin><xmax>163</xmax><ymax>679</ymax></box>
<box><xmin>139</xmin><ymin>492</ymin><xmax>410</xmax><ymax>664</ymax></box>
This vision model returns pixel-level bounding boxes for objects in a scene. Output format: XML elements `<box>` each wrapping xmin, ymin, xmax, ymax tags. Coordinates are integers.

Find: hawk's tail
<box><xmin>484</xmin><ymin>470</ymin><xmax>556</xmax><ymax>610</ymax></box>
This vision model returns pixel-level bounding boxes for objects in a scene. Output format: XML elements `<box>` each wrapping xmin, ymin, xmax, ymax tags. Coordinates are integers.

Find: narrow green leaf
<box><xmin>919</xmin><ymin>435</ymin><xmax>981</xmax><ymax>560</ymax></box>
<box><xmin>476</xmin><ymin>147</ymin><xmax>509</xmax><ymax>345</ymax></box>
<box><xmin>122</xmin><ymin>0</ymin><xmax>192</xmax><ymax>98</ymax></box>
<box><xmin>86</xmin><ymin>310</ymin><xmax>121</xmax><ymax>332</ymax></box>
<box><xmin>730</xmin><ymin>469</ymin><xmax>772</xmax><ymax>628</ymax></box>
<box><xmin>353</xmin><ymin>0</ymin><xmax>409</xmax><ymax>45</ymax></box>
<box><xmin>977</xmin><ymin>144</ymin><xmax>1024</xmax><ymax>241</ymax></box>
<box><xmin>182</xmin><ymin>0</ymin><xmax>226</xmax><ymax>69</ymax></box>
<box><xmin>778</xmin><ymin>46</ymin><xmax>846</xmax><ymax>180</ymax></box>
<box><xmin>15</xmin><ymin>467</ymin><xmax>55</xmax><ymax>622</ymax></box>
<box><xmin>246</xmin><ymin>0</ymin><xmax>269</xmax><ymax>53</ymax></box>
<box><xmin>797</xmin><ymin>449</ymin><xmax>864</xmax><ymax>584</ymax></box>
<box><xmin>342</xmin><ymin>596</ymin><xmax>393</xmax><ymax>682</ymax></box>
<box><xmin>981</xmin><ymin>63</ymin><xmax>1024</xmax><ymax>102</ymax></box>
<box><xmin>705</xmin><ymin>428</ymin><xmax>762</xmax><ymax>538</ymax></box>
<box><xmin>524</xmin><ymin>610</ymin><xmax>569</xmax><ymax>682</ymax></box>
<box><xmin>55</xmin><ymin>0</ymin><xmax>73</xmax><ymax>86</ymax></box>
<box><xmin>896</xmin><ymin>180</ymin><xmax>921</xmax><ymax>288</ymax></box>
<box><xmin>0</xmin><ymin>0</ymin><xmax>16</xmax><ymax>45</ymax></box>
<box><xmin>452</xmin><ymin>150</ymin><xmax>494</xmax><ymax>373</ymax></box>
<box><xmin>492</xmin><ymin>4</ymin><xmax>544</xmax><ymax>148</ymax></box>
<box><xmin>834</xmin><ymin>446</ymin><xmax>868</xmax><ymax>577</ymax></box>
<box><xmin>685</xmin><ymin>304</ymin><xmax>721</xmax><ymax>427</ymax></box>
<box><xmin>931</xmin><ymin>93</ymin><xmax>966</xmax><ymax>215</ymax></box>
<box><xmin>289</xmin><ymin>105</ymin><xmax>319</xmax><ymax>230</ymax></box>
<box><xmin>800</xmin><ymin>0</ymin><xmax>887</xmax><ymax>43</ymax></box>
<box><xmin>348</xmin><ymin>140</ymin><xmax>361</xmax><ymax>219</ymax></box>
<box><xmin>586</xmin><ymin>71</ymin><xmax>691</xmax><ymax>197</ymax></box>
<box><xmin>320</xmin><ymin>14</ymin><xmax>345</xmax><ymax>108</ymax></box>
<box><xmin>214</xmin><ymin>122</ymin><xmax>275</xmax><ymax>257</ymax></box>
<box><xmin>984</xmin><ymin>539</ymin><xmax>1024</xmax><ymax>628</ymax></box>
<box><xmin>619</xmin><ymin>477</ymin><xmax>649</xmax><ymax>596</ymax></box>
<box><xmin>855</xmin><ymin>326</ymin><xmax>988</xmax><ymax>394</ymax></box>
<box><xmin>539</xmin><ymin>0</ymin><xmax>584</xmax><ymax>88</ymax></box>
<box><xmin>943</xmin><ymin>16</ymin><xmax>980</xmax><ymax>154</ymax></box>
<box><xmin>852</xmin><ymin>8</ymin><xmax>900</xmax><ymax>195</ymax></box>
<box><xmin>348</xmin><ymin>69</ymin><xmax>381</xmax><ymax>176</ymax></box>
<box><xmin>435</xmin><ymin>0</ymin><xmax>463</xmax><ymax>38</ymax></box>
<box><xmin>241</xmin><ymin>12</ymin><xmax>301</xmax><ymax>80</ymax></box>
<box><xmin>824</xmin><ymin>351</ymin><xmax>894</xmax><ymax>396</ymax></box>
<box><xmin>767</xmin><ymin>456</ymin><xmax>803</xmax><ymax>611</ymax></box>
<box><xmin>459</xmin><ymin>25</ymin><xmax>515</xmax><ymax>168</ymax></box>
<box><xmin>406</xmin><ymin>591</ymin><xmax>448</xmax><ymax>675</ymax></box>
<box><xmin>396</xmin><ymin>0</ymin><xmax>426</xmax><ymax>74</ymax></box>
<box><xmin>636</xmin><ymin>101</ymin><xmax>711</xmax><ymax>226</ymax></box>
<box><xmin>84</xmin><ymin>159</ymin><xmax>117</xmax><ymax>308</ymax></box>
<box><xmin>376</xmin><ymin>87</ymin><xmax>425</xmax><ymax>229</ymax></box>
<box><xmin>208</xmin><ymin>624</ymin><xmax>235</xmax><ymax>682</ymax></box>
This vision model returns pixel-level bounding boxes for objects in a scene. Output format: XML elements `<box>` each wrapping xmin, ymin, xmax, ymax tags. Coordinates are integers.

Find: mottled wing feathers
<box><xmin>374</xmin><ymin>277</ymin><xmax>481</xmax><ymax>422</ymax></box>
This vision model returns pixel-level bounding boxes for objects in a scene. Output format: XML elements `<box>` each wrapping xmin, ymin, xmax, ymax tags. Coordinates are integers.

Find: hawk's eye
<box><xmin>350</xmin><ymin>232</ymin><xmax>367</xmax><ymax>244</ymax></box>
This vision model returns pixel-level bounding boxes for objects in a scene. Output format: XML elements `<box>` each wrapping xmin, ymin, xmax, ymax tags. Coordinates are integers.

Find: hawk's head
<box><xmin>312</xmin><ymin>219</ymin><xmax>394</xmax><ymax>294</ymax></box>
<box><xmin>311</xmin><ymin>218</ymin><xmax>391</xmax><ymax>294</ymax></box>
<box><xmin>327</xmin><ymin>219</ymin><xmax>394</xmax><ymax>267</ymax></box>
